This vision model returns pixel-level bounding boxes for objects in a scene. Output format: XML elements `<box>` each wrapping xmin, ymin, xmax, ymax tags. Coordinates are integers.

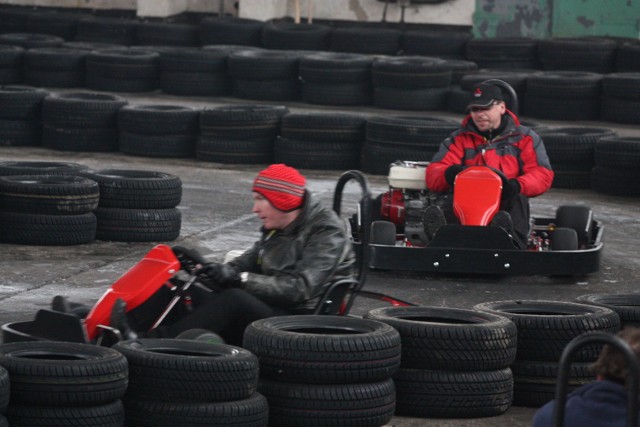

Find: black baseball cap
<box><xmin>466</xmin><ymin>83</ymin><xmax>504</xmax><ymax>111</ymax></box>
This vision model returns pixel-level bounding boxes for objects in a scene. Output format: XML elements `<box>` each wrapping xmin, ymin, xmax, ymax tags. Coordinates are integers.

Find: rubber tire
<box><xmin>0</xmin><ymin>341</ymin><xmax>128</xmax><ymax>406</ymax></box>
<box><xmin>242</xmin><ymin>315</ymin><xmax>401</xmax><ymax>384</ymax></box>
<box><xmin>394</xmin><ymin>368</ymin><xmax>513</xmax><ymax>418</ymax></box>
<box><xmin>0</xmin><ymin>211</ymin><xmax>97</xmax><ymax>245</ymax></box>
<box><xmin>370</xmin><ymin>220</ymin><xmax>396</xmax><ymax>246</ymax></box>
<box><xmin>112</xmin><ymin>339</ymin><xmax>258</xmax><ymax>403</ymax></box>
<box><xmin>80</xmin><ymin>169</ymin><xmax>182</xmax><ymax>209</ymax></box>
<box><xmin>7</xmin><ymin>400</ymin><xmax>124</xmax><ymax>427</ymax></box>
<box><xmin>94</xmin><ymin>207</ymin><xmax>181</xmax><ymax>242</ymax></box>
<box><xmin>0</xmin><ymin>366</ymin><xmax>8</xmax><ymax>413</ymax></box>
<box><xmin>365</xmin><ymin>306</ymin><xmax>517</xmax><ymax>371</ymax></box>
<box><xmin>551</xmin><ymin>227</ymin><xmax>579</xmax><ymax>251</ymax></box>
<box><xmin>259</xmin><ymin>378</ymin><xmax>395</xmax><ymax>427</ymax></box>
<box><xmin>473</xmin><ymin>300</ymin><xmax>620</xmax><ymax>362</ymax></box>
<box><xmin>555</xmin><ymin>205</ymin><xmax>593</xmax><ymax>245</ymax></box>
<box><xmin>124</xmin><ymin>393</ymin><xmax>269</xmax><ymax>427</ymax></box>
<box><xmin>0</xmin><ymin>174</ymin><xmax>99</xmax><ymax>215</ymax></box>
<box><xmin>576</xmin><ymin>293</ymin><xmax>640</xmax><ymax>327</ymax></box>
<box><xmin>0</xmin><ymin>161</ymin><xmax>88</xmax><ymax>176</ymax></box>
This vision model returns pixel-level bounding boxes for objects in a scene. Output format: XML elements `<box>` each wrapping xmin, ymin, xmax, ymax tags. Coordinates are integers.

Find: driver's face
<box><xmin>252</xmin><ymin>192</ymin><xmax>297</xmax><ymax>230</ymax></box>
<box><xmin>470</xmin><ymin>101</ymin><xmax>506</xmax><ymax>132</ymax></box>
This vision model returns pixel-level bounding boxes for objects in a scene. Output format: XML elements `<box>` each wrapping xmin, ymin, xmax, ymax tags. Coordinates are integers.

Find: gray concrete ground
<box><xmin>0</xmin><ymin>91</ymin><xmax>639</xmax><ymax>426</ymax></box>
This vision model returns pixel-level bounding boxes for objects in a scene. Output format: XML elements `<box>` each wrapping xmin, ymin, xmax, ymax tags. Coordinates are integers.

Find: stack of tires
<box><xmin>0</xmin><ymin>45</ymin><xmax>23</xmax><ymax>84</ymax></box>
<box><xmin>474</xmin><ymin>300</ymin><xmax>620</xmax><ymax>408</ymax></box>
<box><xmin>592</xmin><ymin>136</ymin><xmax>640</xmax><ymax>197</ymax></box>
<box><xmin>229</xmin><ymin>49</ymin><xmax>301</xmax><ymax>101</ymax></box>
<box><xmin>160</xmin><ymin>47</ymin><xmax>231</xmax><ymax>97</ymax></box>
<box><xmin>299</xmin><ymin>52</ymin><xmax>373</xmax><ymax>106</ymax></box>
<box><xmin>0</xmin><ymin>366</ymin><xmax>7</xmax><ymax>427</ymax></box>
<box><xmin>79</xmin><ymin>169</ymin><xmax>182</xmax><ymax>242</ymax></box>
<box><xmin>0</xmin><ymin>341</ymin><xmax>128</xmax><ymax>427</ymax></box>
<box><xmin>86</xmin><ymin>47</ymin><xmax>160</xmax><ymax>93</ymax></box>
<box><xmin>199</xmin><ymin>17</ymin><xmax>264</xmax><ymax>47</ymax></box>
<box><xmin>576</xmin><ymin>293</ymin><xmax>640</xmax><ymax>328</ymax></box>
<box><xmin>524</xmin><ymin>71</ymin><xmax>603</xmax><ymax>120</ymax></box>
<box><xmin>537</xmin><ymin>127</ymin><xmax>617</xmax><ymax>189</ymax></box>
<box><xmin>366</xmin><ymin>306</ymin><xmax>516</xmax><ymax>418</ymax></box>
<box><xmin>112</xmin><ymin>339</ymin><xmax>269</xmax><ymax>427</ymax></box>
<box><xmin>0</xmin><ymin>160</ymin><xmax>98</xmax><ymax>246</ymax></box>
<box><xmin>465</xmin><ymin>38</ymin><xmax>540</xmax><ymax>69</ymax></box>
<box><xmin>330</xmin><ymin>27</ymin><xmax>402</xmax><ymax>56</ymax></box>
<box><xmin>275</xmin><ymin>112</ymin><xmax>365</xmax><ymax>170</ymax></box>
<box><xmin>23</xmin><ymin>46</ymin><xmax>89</xmax><ymax>88</ymax></box>
<box><xmin>118</xmin><ymin>104</ymin><xmax>200</xmax><ymax>158</ymax></box>
<box><xmin>0</xmin><ymin>85</ymin><xmax>47</xmax><ymax>147</ymax></box>
<box><xmin>362</xmin><ymin>115</ymin><xmax>458</xmax><ymax>175</ymax></box>
<box><xmin>600</xmin><ymin>72</ymin><xmax>640</xmax><ymax>124</ymax></box>
<box><xmin>371</xmin><ymin>56</ymin><xmax>452</xmax><ymax>111</ymax></box>
<box><xmin>197</xmin><ymin>104</ymin><xmax>288</xmax><ymax>164</ymax></box>
<box><xmin>243</xmin><ymin>315</ymin><xmax>401</xmax><ymax>427</ymax></box>
<box><xmin>42</xmin><ymin>91</ymin><xmax>127</xmax><ymax>152</ymax></box>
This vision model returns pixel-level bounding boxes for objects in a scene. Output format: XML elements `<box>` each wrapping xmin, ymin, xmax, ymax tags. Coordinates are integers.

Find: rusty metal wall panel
<box><xmin>474</xmin><ymin>0</ymin><xmax>551</xmax><ymax>38</ymax></box>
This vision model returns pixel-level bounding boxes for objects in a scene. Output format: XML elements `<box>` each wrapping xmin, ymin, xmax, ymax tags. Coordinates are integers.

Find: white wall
<box><xmin>238</xmin><ymin>0</ymin><xmax>474</xmax><ymax>26</ymax></box>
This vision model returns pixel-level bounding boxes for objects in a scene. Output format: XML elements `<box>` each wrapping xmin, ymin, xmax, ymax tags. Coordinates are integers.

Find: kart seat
<box><xmin>312</xmin><ymin>278</ymin><xmax>360</xmax><ymax>316</ymax></box>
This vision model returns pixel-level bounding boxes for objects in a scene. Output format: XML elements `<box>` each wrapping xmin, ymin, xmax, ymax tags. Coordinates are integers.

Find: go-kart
<box><xmin>338</xmin><ymin>78</ymin><xmax>603</xmax><ymax>276</ymax></box>
<box><xmin>353</xmin><ymin>161</ymin><xmax>603</xmax><ymax>275</ymax></box>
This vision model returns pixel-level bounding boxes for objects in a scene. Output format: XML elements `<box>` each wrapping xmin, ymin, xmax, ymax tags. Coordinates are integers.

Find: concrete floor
<box><xmin>0</xmin><ymin>90</ymin><xmax>639</xmax><ymax>427</ymax></box>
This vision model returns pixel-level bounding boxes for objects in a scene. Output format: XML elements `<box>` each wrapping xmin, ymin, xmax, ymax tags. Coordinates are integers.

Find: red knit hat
<box><xmin>252</xmin><ymin>164</ymin><xmax>306</xmax><ymax>212</ymax></box>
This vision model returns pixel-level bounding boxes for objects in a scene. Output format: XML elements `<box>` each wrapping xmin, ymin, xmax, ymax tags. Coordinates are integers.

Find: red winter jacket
<box><xmin>426</xmin><ymin>110</ymin><xmax>553</xmax><ymax>197</ymax></box>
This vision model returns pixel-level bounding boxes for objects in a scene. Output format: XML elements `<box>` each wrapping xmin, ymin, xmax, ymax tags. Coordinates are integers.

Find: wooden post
<box><xmin>294</xmin><ymin>0</ymin><xmax>301</xmax><ymax>24</ymax></box>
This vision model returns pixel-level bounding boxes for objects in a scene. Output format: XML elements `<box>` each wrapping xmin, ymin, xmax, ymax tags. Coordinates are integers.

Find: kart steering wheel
<box><xmin>171</xmin><ymin>245</ymin><xmax>208</xmax><ymax>274</ymax></box>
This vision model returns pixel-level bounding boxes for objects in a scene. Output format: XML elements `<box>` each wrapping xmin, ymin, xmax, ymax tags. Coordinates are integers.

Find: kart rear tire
<box><xmin>0</xmin><ymin>341</ymin><xmax>128</xmax><ymax>406</ymax></box>
<box><xmin>112</xmin><ymin>339</ymin><xmax>258</xmax><ymax>402</ymax></box>
<box><xmin>551</xmin><ymin>227</ymin><xmax>579</xmax><ymax>251</ymax></box>
<box><xmin>555</xmin><ymin>205</ymin><xmax>593</xmax><ymax>245</ymax></box>
<box><xmin>242</xmin><ymin>315</ymin><xmax>401</xmax><ymax>384</ymax></box>
<box><xmin>364</xmin><ymin>306</ymin><xmax>517</xmax><ymax>371</ymax></box>
<box><xmin>370</xmin><ymin>221</ymin><xmax>396</xmax><ymax>246</ymax></box>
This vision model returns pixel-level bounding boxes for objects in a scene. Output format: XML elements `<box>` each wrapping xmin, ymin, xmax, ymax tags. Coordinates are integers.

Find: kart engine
<box><xmin>380</xmin><ymin>161</ymin><xmax>432</xmax><ymax>246</ymax></box>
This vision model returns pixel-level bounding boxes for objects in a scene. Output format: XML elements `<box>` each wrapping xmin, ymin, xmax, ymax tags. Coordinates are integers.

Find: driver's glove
<box><xmin>444</xmin><ymin>165</ymin><xmax>465</xmax><ymax>186</ymax></box>
<box><xmin>199</xmin><ymin>263</ymin><xmax>241</xmax><ymax>288</ymax></box>
<box><xmin>501</xmin><ymin>179</ymin><xmax>521</xmax><ymax>201</ymax></box>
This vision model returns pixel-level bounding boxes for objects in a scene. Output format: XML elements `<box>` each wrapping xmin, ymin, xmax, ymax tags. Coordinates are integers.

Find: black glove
<box><xmin>199</xmin><ymin>263</ymin><xmax>241</xmax><ymax>288</ymax></box>
<box><xmin>501</xmin><ymin>179</ymin><xmax>521</xmax><ymax>201</ymax></box>
<box><xmin>444</xmin><ymin>165</ymin><xmax>466</xmax><ymax>186</ymax></box>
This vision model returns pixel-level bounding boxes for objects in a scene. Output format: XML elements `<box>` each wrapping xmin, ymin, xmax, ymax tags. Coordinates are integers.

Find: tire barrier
<box><xmin>0</xmin><ymin>45</ymin><xmax>24</xmax><ymax>84</ymax></box>
<box><xmin>592</xmin><ymin>137</ymin><xmax>640</xmax><ymax>197</ymax></box>
<box><xmin>474</xmin><ymin>300</ymin><xmax>620</xmax><ymax>408</ymax></box>
<box><xmin>537</xmin><ymin>127</ymin><xmax>617</xmax><ymax>189</ymax></box>
<box><xmin>24</xmin><ymin>47</ymin><xmax>88</xmax><ymax>88</ymax></box>
<box><xmin>243</xmin><ymin>315</ymin><xmax>400</xmax><ymax>426</ymax></box>
<box><xmin>576</xmin><ymin>293</ymin><xmax>640</xmax><ymax>328</ymax></box>
<box><xmin>0</xmin><ymin>85</ymin><xmax>47</xmax><ymax>146</ymax></box>
<box><xmin>0</xmin><ymin>341</ymin><xmax>128</xmax><ymax>427</ymax></box>
<box><xmin>112</xmin><ymin>339</ymin><xmax>268</xmax><ymax>427</ymax></box>
<box><xmin>365</xmin><ymin>306</ymin><xmax>516</xmax><ymax>418</ymax></box>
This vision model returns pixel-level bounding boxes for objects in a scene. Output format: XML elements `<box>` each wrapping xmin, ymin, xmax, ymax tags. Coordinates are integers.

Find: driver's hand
<box><xmin>501</xmin><ymin>179</ymin><xmax>521</xmax><ymax>201</ymax></box>
<box><xmin>199</xmin><ymin>263</ymin><xmax>241</xmax><ymax>288</ymax></box>
<box><xmin>444</xmin><ymin>165</ymin><xmax>466</xmax><ymax>186</ymax></box>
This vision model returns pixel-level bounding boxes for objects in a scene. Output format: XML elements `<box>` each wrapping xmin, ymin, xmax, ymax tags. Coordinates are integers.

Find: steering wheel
<box><xmin>171</xmin><ymin>245</ymin><xmax>208</xmax><ymax>274</ymax></box>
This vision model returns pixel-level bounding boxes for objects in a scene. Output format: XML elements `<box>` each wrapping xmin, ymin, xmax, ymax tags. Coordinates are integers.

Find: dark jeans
<box><xmin>129</xmin><ymin>286</ymin><xmax>290</xmax><ymax>346</ymax></box>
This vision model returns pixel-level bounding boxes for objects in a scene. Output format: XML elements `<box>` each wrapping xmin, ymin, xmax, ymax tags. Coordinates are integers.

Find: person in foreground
<box><xmin>425</xmin><ymin>83</ymin><xmax>554</xmax><ymax>249</ymax></box>
<box><xmin>532</xmin><ymin>327</ymin><xmax>640</xmax><ymax>427</ymax></box>
<box><xmin>115</xmin><ymin>163</ymin><xmax>357</xmax><ymax>345</ymax></box>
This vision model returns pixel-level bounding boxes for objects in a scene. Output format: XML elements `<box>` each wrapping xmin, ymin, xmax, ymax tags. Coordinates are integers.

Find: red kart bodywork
<box><xmin>453</xmin><ymin>166</ymin><xmax>502</xmax><ymax>226</ymax></box>
<box><xmin>84</xmin><ymin>244</ymin><xmax>180</xmax><ymax>340</ymax></box>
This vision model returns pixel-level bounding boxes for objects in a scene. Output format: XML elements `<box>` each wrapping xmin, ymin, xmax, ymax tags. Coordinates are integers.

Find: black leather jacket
<box><xmin>228</xmin><ymin>192</ymin><xmax>356</xmax><ymax>313</ymax></box>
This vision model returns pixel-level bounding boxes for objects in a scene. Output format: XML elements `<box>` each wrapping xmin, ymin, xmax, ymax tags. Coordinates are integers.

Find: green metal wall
<box><xmin>474</xmin><ymin>0</ymin><xmax>640</xmax><ymax>39</ymax></box>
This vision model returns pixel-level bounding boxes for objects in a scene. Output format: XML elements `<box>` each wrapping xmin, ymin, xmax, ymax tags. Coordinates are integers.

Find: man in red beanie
<box><xmin>114</xmin><ymin>164</ymin><xmax>357</xmax><ymax>345</ymax></box>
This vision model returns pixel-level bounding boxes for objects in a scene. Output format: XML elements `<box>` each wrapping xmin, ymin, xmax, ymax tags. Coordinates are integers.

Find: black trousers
<box><xmin>129</xmin><ymin>286</ymin><xmax>290</xmax><ymax>346</ymax></box>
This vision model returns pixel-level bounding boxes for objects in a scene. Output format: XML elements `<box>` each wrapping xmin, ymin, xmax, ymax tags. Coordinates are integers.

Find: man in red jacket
<box><xmin>426</xmin><ymin>83</ymin><xmax>554</xmax><ymax>248</ymax></box>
